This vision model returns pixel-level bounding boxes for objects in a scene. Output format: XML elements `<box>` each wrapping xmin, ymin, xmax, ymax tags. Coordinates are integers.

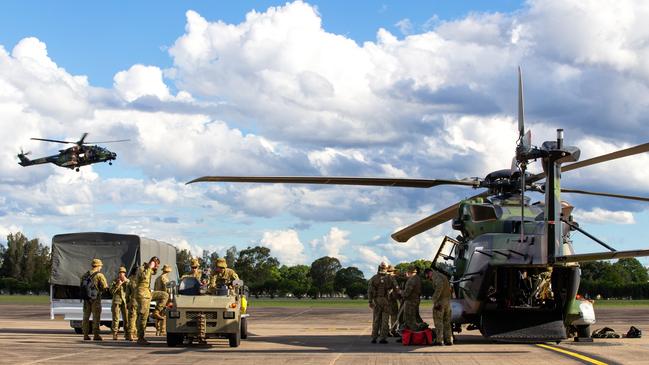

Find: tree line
<box><xmin>579</xmin><ymin>259</ymin><xmax>649</xmax><ymax>299</ymax></box>
<box><xmin>0</xmin><ymin>232</ymin><xmax>52</xmax><ymax>294</ymax></box>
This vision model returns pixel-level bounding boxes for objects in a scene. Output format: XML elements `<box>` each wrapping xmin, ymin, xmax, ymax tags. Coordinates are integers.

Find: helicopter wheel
<box><xmin>109</xmin><ymin>162</ymin><xmax>112</xmax><ymax>165</ymax></box>
<box><xmin>75</xmin><ymin>168</ymin><xmax>80</xmax><ymax>172</ymax></box>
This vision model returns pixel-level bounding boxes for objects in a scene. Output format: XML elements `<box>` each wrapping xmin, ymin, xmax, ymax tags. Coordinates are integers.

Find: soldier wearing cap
<box><xmin>125</xmin><ymin>269</ymin><xmax>138</xmax><ymax>341</ymax></box>
<box><xmin>154</xmin><ymin>264</ymin><xmax>173</xmax><ymax>336</ymax></box>
<box><xmin>134</xmin><ymin>256</ymin><xmax>170</xmax><ymax>345</ymax></box>
<box><xmin>208</xmin><ymin>258</ymin><xmax>239</xmax><ymax>293</ymax></box>
<box><xmin>403</xmin><ymin>265</ymin><xmax>425</xmax><ymax>331</ymax></box>
<box><xmin>367</xmin><ymin>262</ymin><xmax>399</xmax><ymax>344</ymax></box>
<box><xmin>387</xmin><ymin>265</ymin><xmax>400</xmax><ymax>336</ymax></box>
<box><xmin>181</xmin><ymin>258</ymin><xmax>203</xmax><ymax>282</ymax></box>
<box><xmin>110</xmin><ymin>266</ymin><xmax>130</xmax><ymax>340</ymax></box>
<box><xmin>81</xmin><ymin>258</ymin><xmax>108</xmax><ymax>341</ymax></box>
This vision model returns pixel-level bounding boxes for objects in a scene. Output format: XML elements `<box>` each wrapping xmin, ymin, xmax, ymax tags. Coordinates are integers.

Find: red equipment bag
<box><xmin>401</xmin><ymin>328</ymin><xmax>433</xmax><ymax>346</ymax></box>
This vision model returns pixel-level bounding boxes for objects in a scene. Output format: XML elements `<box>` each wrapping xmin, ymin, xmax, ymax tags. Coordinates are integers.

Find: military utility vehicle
<box><xmin>166</xmin><ymin>277</ymin><xmax>248</xmax><ymax>347</ymax></box>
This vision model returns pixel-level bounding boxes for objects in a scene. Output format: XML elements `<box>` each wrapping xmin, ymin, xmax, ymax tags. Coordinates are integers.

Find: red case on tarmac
<box><xmin>401</xmin><ymin>328</ymin><xmax>433</xmax><ymax>346</ymax></box>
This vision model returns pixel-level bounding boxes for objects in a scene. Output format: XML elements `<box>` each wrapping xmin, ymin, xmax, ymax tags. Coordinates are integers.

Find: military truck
<box><xmin>50</xmin><ymin>232</ymin><xmax>178</xmax><ymax>333</ymax></box>
<box><xmin>165</xmin><ymin>277</ymin><xmax>249</xmax><ymax>347</ymax></box>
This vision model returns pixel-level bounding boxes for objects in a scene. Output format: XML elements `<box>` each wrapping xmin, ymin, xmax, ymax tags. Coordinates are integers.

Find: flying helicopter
<box><xmin>17</xmin><ymin>133</ymin><xmax>128</xmax><ymax>171</ymax></box>
<box><xmin>186</xmin><ymin>69</ymin><xmax>649</xmax><ymax>342</ymax></box>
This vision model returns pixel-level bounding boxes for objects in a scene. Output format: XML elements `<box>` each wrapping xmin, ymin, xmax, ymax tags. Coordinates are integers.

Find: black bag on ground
<box><xmin>592</xmin><ymin>327</ymin><xmax>620</xmax><ymax>339</ymax></box>
<box><xmin>79</xmin><ymin>272</ymin><xmax>99</xmax><ymax>300</ymax></box>
<box><xmin>626</xmin><ymin>326</ymin><xmax>642</xmax><ymax>338</ymax></box>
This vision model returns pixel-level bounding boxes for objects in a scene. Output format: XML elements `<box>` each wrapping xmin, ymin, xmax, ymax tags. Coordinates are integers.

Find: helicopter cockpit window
<box><xmin>470</xmin><ymin>205</ymin><xmax>497</xmax><ymax>222</ymax></box>
<box><xmin>432</xmin><ymin>236</ymin><xmax>460</xmax><ymax>277</ymax></box>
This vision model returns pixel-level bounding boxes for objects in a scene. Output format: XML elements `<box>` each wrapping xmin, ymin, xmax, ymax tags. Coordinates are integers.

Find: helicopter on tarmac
<box><xmin>17</xmin><ymin>133</ymin><xmax>128</xmax><ymax>171</ymax></box>
<box><xmin>186</xmin><ymin>69</ymin><xmax>649</xmax><ymax>342</ymax></box>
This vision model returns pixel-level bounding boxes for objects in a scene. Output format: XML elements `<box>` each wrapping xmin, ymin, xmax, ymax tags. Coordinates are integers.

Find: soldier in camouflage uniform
<box><xmin>81</xmin><ymin>258</ymin><xmax>108</xmax><ymax>341</ymax></box>
<box><xmin>402</xmin><ymin>266</ymin><xmax>425</xmax><ymax>331</ymax></box>
<box><xmin>154</xmin><ymin>264</ymin><xmax>173</xmax><ymax>336</ymax></box>
<box><xmin>135</xmin><ymin>256</ymin><xmax>170</xmax><ymax>345</ymax></box>
<box><xmin>208</xmin><ymin>258</ymin><xmax>239</xmax><ymax>293</ymax></box>
<box><xmin>109</xmin><ymin>266</ymin><xmax>130</xmax><ymax>340</ymax></box>
<box><xmin>367</xmin><ymin>262</ymin><xmax>398</xmax><ymax>344</ymax></box>
<box><xmin>125</xmin><ymin>270</ymin><xmax>138</xmax><ymax>341</ymax></box>
<box><xmin>181</xmin><ymin>258</ymin><xmax>203</xmax><ymax>282</ymax></box>
<box><xmin>387</xmin><ymin>265</ymin><xmax>400</xmax><ymax>336</ymax></box>
<box><xmin>428</xmin><ymin>268</ymin><xmax>453</xmax><ymax>345</ymax></box>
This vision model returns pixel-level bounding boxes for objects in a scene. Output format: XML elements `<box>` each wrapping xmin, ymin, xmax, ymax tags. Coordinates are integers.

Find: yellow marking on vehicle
<box><xmin>537</xmin><ymin>344</ymin><xmax>607</xmax><ymax>365</ymax></box>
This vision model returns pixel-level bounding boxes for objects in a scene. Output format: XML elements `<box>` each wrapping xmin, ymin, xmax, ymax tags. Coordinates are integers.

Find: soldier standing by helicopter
<box><xmin>427</xmin><ymin>268</ymin><xmax>453</xmax><ymax>345</ymax></box>
<box><xmin>368</xmin><ymin>262</ymin><xmax>399</xmax><ymax>344</ymax></box>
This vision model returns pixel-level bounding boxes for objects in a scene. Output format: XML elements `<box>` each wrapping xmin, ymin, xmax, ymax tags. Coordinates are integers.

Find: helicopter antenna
<box><xmin>517</xmin><ymin>66</ymin><xmax>526</xmax><ymax>243</ymax></box>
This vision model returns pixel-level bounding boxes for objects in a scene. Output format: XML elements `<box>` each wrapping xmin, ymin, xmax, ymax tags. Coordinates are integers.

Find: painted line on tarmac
<box><xmin>536</xmin><ymin>344</ymin><xmax>615</xmax><ymax>365</ymax></box>
<box><xmin>22</xmin><ymin>349</ymin><xmax>97</xmax><ymax>364</ymax></box>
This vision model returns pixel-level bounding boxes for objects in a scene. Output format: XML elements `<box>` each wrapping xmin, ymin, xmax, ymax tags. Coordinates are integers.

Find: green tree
<box><xmin>0</xmin><ymin>232</ymin><xmax>51</xmax><ymax>293</ymax></box>
<box><xmin>234</xmin><ymin>246</ymin><xmax>280</xmax><ymax>296</ymax></box>
<box><xmin>176</xmin><ymin>248</ymin><xmax>193</xmax><ymax>276</ymax></box>
<box><xmin>580</xmin><ymin>261</ymin><xmax>610</xmax><ymax>282</ymax></box>
<box><xmin>225</xmin><ymin>246</ymin><xmax>238</xmax><ymax>268</ymax></box>
<box><xmin>334</xmin><ymin>266</ymin><xmax>366</xmax><ymax>299</ymax></box>
<box><xmin>613</xmin><ymin>258</ymin><xmax>649</xmax><ymax>284</ymax></box>
<box><xmin>309</xmin><ymin>256</ymin><xmax>341</xmax><ymax>298</ymax></box>
<box><xmin>279</xmin><ymin>265</ymin><xmax>311</xmax><ymax>298</ymax></box>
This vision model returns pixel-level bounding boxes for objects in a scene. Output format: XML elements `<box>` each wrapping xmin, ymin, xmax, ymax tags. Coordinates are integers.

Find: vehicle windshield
<box><xmin>178</xmin><ymin>277</ymin><xmax>202</xmax><ymax>295</ymax></box>
<box><xmin>432</xmin><ymin>236</ymin><xmax>459</xmax><ymax>277</ymax></box>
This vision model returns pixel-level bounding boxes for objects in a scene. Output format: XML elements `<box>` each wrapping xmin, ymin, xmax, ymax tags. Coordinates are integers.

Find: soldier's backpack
<box><xmin>80</xmin><ymin>272</ymin><xmax>100</xmax><ymax>300</ymax></box>
<box><xmin>627</xmin><ymin>326</ymin><xmax>642</xmax><ymax>338</ymax></box>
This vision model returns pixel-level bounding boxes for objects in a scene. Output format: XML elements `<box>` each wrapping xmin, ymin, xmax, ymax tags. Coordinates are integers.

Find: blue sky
<box><xmin>2</xmin><ymin>0</ymin><xmax>649</xmax><ymax>274</ymax></box>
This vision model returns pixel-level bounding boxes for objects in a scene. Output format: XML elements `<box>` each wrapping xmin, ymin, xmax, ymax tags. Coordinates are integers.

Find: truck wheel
<box><xmin>229</xmin><ymin>330</ymin><xmax>241</xmax><ymax>347</ymax></box>
<box><xmin>74</xmin><ymin>327</ymin><xmax>83</xmax><ymax>334</ymax></box>
<box><xmin>577</xmin><ymin>325</ymin><xmax>591</xmax><ymax>338</ymax></box>
<box><xmin>241</xmin><ymin>317</ymin><xmax>248</xmax><ymax>339</ymax></box>
<box><xmin>167</xmin><ymin>333</ymin><xmax>182</xmax><ymax>347</ymax></box>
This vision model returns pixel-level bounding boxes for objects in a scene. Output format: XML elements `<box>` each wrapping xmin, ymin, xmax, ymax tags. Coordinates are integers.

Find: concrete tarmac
<box><xmin>0</xmin><ymin>303</ymin><xmax>648</xmax><ymax>365</ymax></box>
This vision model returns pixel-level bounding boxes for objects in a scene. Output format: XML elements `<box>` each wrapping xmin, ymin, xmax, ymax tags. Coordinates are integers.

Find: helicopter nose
<box><xmin>111</xmin><ymin>152</ymin><xmax>117</xmax><ymax>159</ymax></box>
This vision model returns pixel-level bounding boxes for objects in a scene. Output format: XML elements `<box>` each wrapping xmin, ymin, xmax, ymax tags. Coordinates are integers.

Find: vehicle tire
<box><xmin>240</xmin><ymin>317</ymin><xmax>248</xmax><ymax>339</ymax></box>
<box><xmin>167</xmin><ymin>333</ymin><xmax>182</xmax><ymax>347</ymax></box>
<box><xmin>73</xmin><ymin>327</ymin><xmax>83</xmax><ymax>334</ymax></box>
<box><xmin>577</xmin><ymin>325</ymin><xmax>591</xmax><ymax>338</ymax></box>
<box><xmin>229</xmin><ymin>329</ymin><xmax>241</xmax><ymax>347</ymax></box>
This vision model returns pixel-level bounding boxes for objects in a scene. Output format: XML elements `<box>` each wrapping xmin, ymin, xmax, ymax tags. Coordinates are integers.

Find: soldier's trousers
<box><xmin>82</xmin><ymin>299</ymin><xmax>102</xmax><ymax>337</ymax></box>
<box><xmin>403</xmin><ymin>298</ymin><xmax>422</xmax><ymax>330</ymax></box>
<box><xmin>136</xmin><ymin>290</ymin><xmax>169</xmax><ymax>339</ymax></box>
<box><xmin>111</xmin><ymin>301</ymin><xmax>128</xmax><ymax>334</ymax></box>
<box><xmin>388</xmin><ymin>299</ymin><xmax>399</xmax><ymax>330</ymax></box>
<box><xmin>371</xmin><ymin>298</ymin><xmax>390</xmax><ymax>340</ymax></box>
<box><xmin>433</xmin><ymin>302</ymin><xmax>452</xmax><ymax>343</ymax></box>
<box><xmin>155</xmin><ymin>318</ymin><xmax>166</xmax><ymax>336</ymax></box>
<box><xmin>127</xmin><ymin>299</ymin><xmax>138</xmax><ymax>338</ymax></box>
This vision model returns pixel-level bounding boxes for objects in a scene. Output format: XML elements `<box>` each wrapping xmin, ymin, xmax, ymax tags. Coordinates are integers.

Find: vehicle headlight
<box><xmin>168</xmin><ymin>310</ymin><xmax>180</xmax><ymax>319</ymax></box>
<box><xmin>223</xmin><ymin>311</ymin><xmax>235</xmax><ymax>319</ymax></box>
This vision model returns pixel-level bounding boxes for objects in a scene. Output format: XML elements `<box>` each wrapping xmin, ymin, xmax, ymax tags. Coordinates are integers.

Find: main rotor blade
<box><xmin>529</xmin><ymin>141</ymin><xmax>649</xmax><ymax>183</ymax></box>
<box><xmin>518</xmin><ymin>66</ymin><xmax>525</xmax><ymax>139</ymax></box>
<box><xmin>561</xmin><ymin>188</ymin><xmax>649</xmax><ymax>203</ymax></box>
<box><xmin>391</xmin><ymin>191</ymin><xmax>490</xmax><ymax>243</ymax></box>
<box><xmin>84</xmin><ymin>139</ymin><xmax>130</xmax><ymax>144</ymax></box>
<box><xmin>31</xmin><ymin>137</ymin><xmax>75</xmax><ymax>144</ymax></box>
<box><xmin>78</xmin><ymin>132</ymin><xmax>89</xmax><ymax>145</ymax></box>
<box><xmin>555</xmin><ymin>248</ymin><xmax>649</xmax><ymax>263</ymax></box>
<box><xmin>187</xmin><ymin>176</ymin><xmax>480</xmax><ymax>188</ymax></box>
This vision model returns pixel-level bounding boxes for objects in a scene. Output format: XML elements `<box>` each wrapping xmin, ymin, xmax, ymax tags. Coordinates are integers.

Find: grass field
<box><xmin>0</xmin><ymin>295</ymin><xmax>647</xmax><ymax>308</ymax></box>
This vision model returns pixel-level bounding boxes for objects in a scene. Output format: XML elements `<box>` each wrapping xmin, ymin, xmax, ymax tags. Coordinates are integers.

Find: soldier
<box><xmin>125</xmin><ymin>270</ymin><xmax>138</xmax><ymax>341</ymax></box>
<box><xmin>181</xmin><ymin>258</ymin><xmax>203</xmax><ymax>282</ymax></box>
<box><xmin>80</xmin><ymin>258</ymin><xmax>108</xmax><ymax>341</ymax></box>
<box><xmin>387</xmin><ymin>265</ymin><xmax>400</xmax><ymax>336</ymax></box>
<box><xmin>135</xmin><ymin>256</ymin><xmax>170</xmax><ymax>345</ymax></box>
<box><xmin>402</xmin><ymin>266</ymin><xmax>425</xmax><ymax>331</ymax></box>
<box><xmin>154</xmin><ymin>264</ymin><xmax>173</xmax><ymax>336</ymax></box>
<box><xmin>208</xmin><ymin>257</ymin><xmax>239</xmax><ymax>293</ymax></box>
<box><xmin>427</xmin><ymin>268</ymin><xmax>453</xmax><ymax>345</ymax></box>
<box><xmin>109</xmin><ymin>266</ymin><xmax>130</xmax><ymax>340</ymax></box>
<box><xmin>367</xmin><ymin>262</ymin><xmax>398</xmax><ymax>344</ymax></box>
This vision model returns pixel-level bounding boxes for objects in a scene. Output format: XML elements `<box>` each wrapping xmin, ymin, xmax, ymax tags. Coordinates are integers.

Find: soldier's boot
<box><xmin>379</xmin><ymin>338</ymin><xmax>388</xmax><ymax>344</ymax></box>
<box><xmin>93</xmin><ymin>335</ymin><xmax>103</xmax><ymax>341</ymax></box>
<box><xmin>83</xmin><ymin>335</ymin><xmax>91</xmax><ymax>341</ymax></box>
<box><xmin>125</xmin><ymin>333</ymin><xmax>132</xmax><ymax>341</ymax></box>
<box><xmin>112</xmin><ymin>332</ymin><xmax>118</xmax><ymax>340</ymax></box>
<box><xmin>371</xmin><ymin>338</ymin><xmax>377</xmax><ymax>344</ymax></box>
<box><xmin>137</xmin><ymin>338</ymin><xmax>150</xmax><ymax>345</ymax></box>
<box><xmin>151</xmin><ymin>310</ymin><xmax>164</xmax><ymax>321</ymax></box>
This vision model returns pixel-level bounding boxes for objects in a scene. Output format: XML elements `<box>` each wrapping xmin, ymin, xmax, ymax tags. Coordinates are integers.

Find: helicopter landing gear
<box><xmin>109</xmin><ymin>162</ymin><xmax>112</xmax><ymax>165</ymax></box>
<box><xmin>75</xmin><ymin>168</ymin><xmax>80</xmax><ymax>172</ymax></box>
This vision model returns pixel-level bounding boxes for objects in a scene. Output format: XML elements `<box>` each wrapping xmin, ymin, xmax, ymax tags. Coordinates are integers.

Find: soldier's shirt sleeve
<box><xmin>403</xmin><ymin>278</ymin><xmax>413</xmax><ymax>299</ymax></box>
<box><xmin>97</xmin><ymin>273</ymin><xmax>109</xmax><ymax>291</ymax></box>
<box><xmin>430</xmin><ymin>274</ymin><xmax>442</xmax><ymax>303</ymax></box>
<box><xmin>367</xmin><ymin>276</ymin><xmax>375</xmax><ymax>302</ymax></box>
<box><xmin>110</xmin><ymin>280</ymin><xmax>120</xmax><ymax>296</ymax></box>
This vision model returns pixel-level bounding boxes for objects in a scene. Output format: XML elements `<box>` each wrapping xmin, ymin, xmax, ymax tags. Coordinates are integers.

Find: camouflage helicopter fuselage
<box><xmin>18</xmin><ymin>145</ymin><xmax>117</xmax><ymax>170</ymax></box>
